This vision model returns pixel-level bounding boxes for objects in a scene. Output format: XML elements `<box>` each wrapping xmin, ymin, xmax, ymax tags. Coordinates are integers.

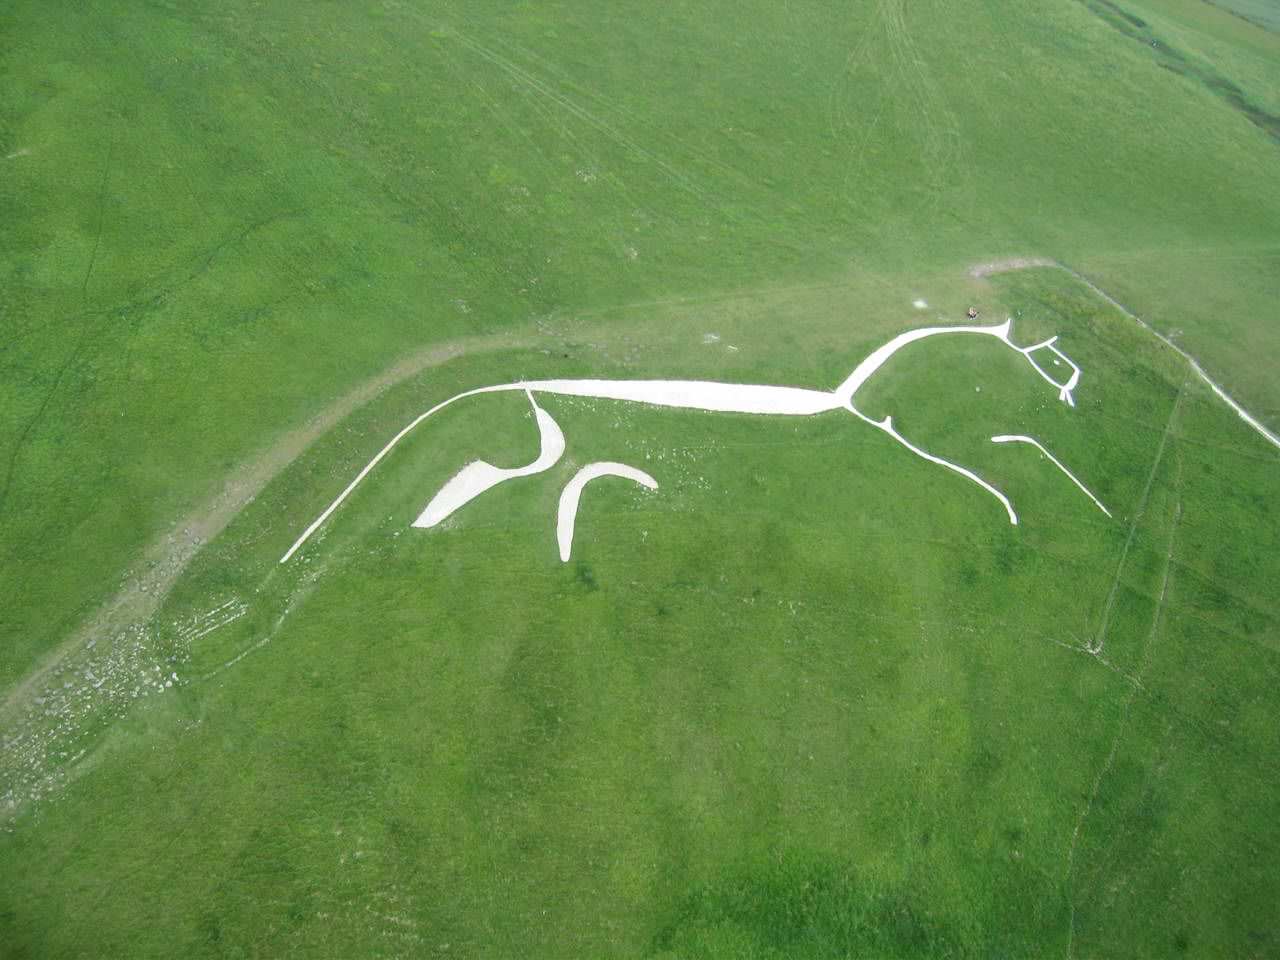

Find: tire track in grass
<box><xmin>1065</xmin><ymin>450</ymin><xmax>1183</xmax><ymax>959</ymax></box>
<box><xmin>876</xmin><ymin>0</ymin><xmax>964</xmax><ymax>212</ymax></box>
<box><xmin>430</xmin><ymin>26</ymin><xmax>665</xmax><ymax>227</ymax></box>
<box><xmin>448</xmin><ymin>29</ymin><xmax>715</xmax><ymax>209</ymax></box>
<box><xmin>833</xmin><ymin>2</ymin><xmax>895</xmax><ymax>204</ymax></box>
<box><xmin>482</xmin><ymin>30</ymin><xmax>756</xmax><ymax>190</ymax></box>
<box><xmin>1090</xmin><ymin>384</ymin><xmax>1182</xmax><ymax>655</ymax></box>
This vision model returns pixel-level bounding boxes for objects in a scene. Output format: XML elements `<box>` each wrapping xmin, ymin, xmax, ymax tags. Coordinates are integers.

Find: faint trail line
<box><xmin>1091</xmin><ymin>384</ymin><xmax>1182</xmax><ymax>655</ymax></box>
<box><xmin>0</xmin><ymin>325</ymin><xmax>100</xmax><ymax>519</ymax></box>
<box><xmin>449</xmin><ymin>30</ymin><xmax>713</xmax><ymax>206</ymax></box>
<box><xmin>200</xmin><ymin>584</ymin><xmax>315</xmax><ymax>682</ymax></box>
<box><xmin>1142</xmin><ymin>504</ymin><xmax>1182</xmax><ymax>676</ymax></box>
<box><xmin>432</xmin><ymin>31</ymin><xmax>661</xmax><ymax>221</ymax></box>
<box><xmin>833</xmin><ymin>7</ymin><xmax>890</xmax><ymax>204</ymax></box>
<box><xmin>1065</xmin><ymin>461</ymin><xmax>1182</xmax><ymax>959</ymax></box>
<box><xmin>0</xmin><ymin>137</ymin><xmax>116</xmax><ymax>518</ymax></box>
<box><xmin>877</xmin><ymin>0</ymin><xmax>963</xmax><ymax>208</ymax></box>
<box><xmin>484</xmin><ymin>31</ymin><xmax>754</xmax><ymax>188</ymax></box>
<box><xmin>1042</xmin><ymin>635</ymin><xmax>1141</xmax><ymax>687</ymax></box>
<box><xmin>1166</xmin><ymin>554</ymin><xmax>1279</xmax><ymax>625</ymax></box>
<box><xmin>0</xmin><ymin>209</ymin><xmax>305</xmax><ymax>359</ymax></box>
<box><xmin>969</xmin><ymin>257</ymin><xmax>1280</xmax><ymax>451</ymax></box>
<box><xmin>80</xmin><ymin>135</ymin><xmax>115</xmax><ymax>301</ymax></box>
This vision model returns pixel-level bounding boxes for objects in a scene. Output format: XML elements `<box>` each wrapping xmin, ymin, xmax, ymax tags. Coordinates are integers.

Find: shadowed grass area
<box><xmin>1079</xmin><ymin>0</ymin><xmax>1280</xmax><ymax>141</ymax></box>
<box><xmin>1204</xmin><ymin>0</ymin><xmax>1280</xmax><ymax>32</ymax></box>
<box><xmin>651</xmin><ymin>851</ymin><xmax>977</xmax><ymax>958</ymax></box>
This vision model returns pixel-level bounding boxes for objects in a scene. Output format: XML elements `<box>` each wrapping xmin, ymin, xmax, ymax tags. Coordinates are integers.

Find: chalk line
<box><xmin>281</xmin><ymin>319</ymin><xmax>1090</xmax><ymax>562</ymax></box>
<box><xmin>279</xmin><ymin>384</ymin><xmax>512</xmax><ymax>562</ymax></box>
<box><xmin>991</xmin><ymin>436</ymin><xmax>1111</xmax><ymax>517</ymax></box>
<box><xmin>971</xmin><ymin>257</ymin><xmax>1280</xmax><ymax>451</ymax></box>
<box><xmin>413</xmin><ymin>390</ymin><xmax>565</xmax><ymax>528</ymax></box>
<box><xmin>557</xmin><ymin>463</ymin><xmax>658</xmax><ymax>561</ymax></box>
<box><xmin>870</xmin><ymin>414</ymin><xmax>1018</xmax><ymax>525</ymax></box>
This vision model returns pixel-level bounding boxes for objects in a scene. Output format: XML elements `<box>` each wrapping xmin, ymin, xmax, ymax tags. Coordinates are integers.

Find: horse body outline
<box><xmin>281</xmin><ymin>318</ymin><xmax>1105</xmax><ymax>564</ymax></box>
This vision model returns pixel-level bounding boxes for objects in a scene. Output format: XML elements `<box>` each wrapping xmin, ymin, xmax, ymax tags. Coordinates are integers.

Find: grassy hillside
<box><xmin>2</xmin><ymin>0</ymin><xmax>1278</xmax><ymax>956</ymax></box>
<box><xmin>1206</xmin><ymin>0</ymin><xmax>1280</xmax><ymax>32</ymax></box>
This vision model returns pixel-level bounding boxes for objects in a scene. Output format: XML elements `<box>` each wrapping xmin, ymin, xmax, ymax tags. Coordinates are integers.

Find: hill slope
<box><xmin>2</xmin><ymin>1</ymin><xmax>1278</xmax><ymax>956</ymax></box>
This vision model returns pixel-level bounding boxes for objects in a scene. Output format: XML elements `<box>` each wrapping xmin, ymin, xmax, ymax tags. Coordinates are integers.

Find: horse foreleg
<box><xmin>875</xmin><ymin>415</ymin><xmax>1019</xmax><ymax>525</ymax></box>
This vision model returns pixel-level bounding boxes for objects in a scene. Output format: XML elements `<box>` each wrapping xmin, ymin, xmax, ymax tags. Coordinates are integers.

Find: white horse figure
<box><xmin>281</xmin><ymin>319</ymin><xmax>1108</xmax><ymax>564</ymax></box>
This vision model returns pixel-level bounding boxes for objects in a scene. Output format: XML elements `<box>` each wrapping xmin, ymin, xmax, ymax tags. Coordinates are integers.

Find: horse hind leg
<box><xmin>412</xmin><ymin>390</ymin><xmax>566</xmax><ymax>528</ymax></box>
<box><xmin>556</xmin><ymin>462</ymin><xmax>658</xmax><ymax>561</ymax></box>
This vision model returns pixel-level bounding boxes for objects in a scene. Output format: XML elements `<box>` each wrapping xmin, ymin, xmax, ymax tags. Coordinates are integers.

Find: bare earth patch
<box><xmin>967</xmin><ymin>256</ymin><xmax>1056</xmax><ymax>278</ymax></box>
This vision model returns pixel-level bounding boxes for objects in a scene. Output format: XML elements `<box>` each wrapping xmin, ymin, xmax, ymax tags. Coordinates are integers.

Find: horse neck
<box><xmin>834</xmin><ymin>321</ymin><xmax>1013</xmax><ymax>407</ymax></box>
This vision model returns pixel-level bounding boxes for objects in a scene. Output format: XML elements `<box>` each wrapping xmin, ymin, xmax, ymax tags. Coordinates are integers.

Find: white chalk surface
<box><xmin>557</xmin><ymin>463</ymin><xmax>658</xmax><ymax>561</ymax></box>
<box><xmin>282</xmin><ymin>319</ymin><xmax>1108</xmax><ymax>563</ymax></box>
<box><xmin>413</xmin><ymin>392</ymin><xmax>565</xmax><ymax>528</ymax></box>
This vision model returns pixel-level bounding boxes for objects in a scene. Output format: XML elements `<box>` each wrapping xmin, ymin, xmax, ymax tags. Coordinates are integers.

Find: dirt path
<box><xmin>967</xmin><ymin>257</ymin><xmax>1056</xmax><ymax>278</ymax></box>
<box><xmin>0</xmin><ymin>333</ymin><xmax>527</xmax><ymax>723</ymax></box>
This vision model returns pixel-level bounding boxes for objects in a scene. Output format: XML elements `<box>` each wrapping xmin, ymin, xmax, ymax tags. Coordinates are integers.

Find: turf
<box><xmin>2</xmin><ymin>0</ymin><xmax>1279</xmax><ymax>956</ymax></box>
<box><xmin>1204</xmin><ymin>0</ymin><xmax>1280</xmax><ymax>32</ymax></box>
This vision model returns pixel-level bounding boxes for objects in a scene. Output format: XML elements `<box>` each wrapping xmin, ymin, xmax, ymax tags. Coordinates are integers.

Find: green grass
<box><xmin>3</xmin><ymin>0</ymin><xmax>1279</xmax><ymax>956</ymax></box>
<box><xmin>1205</xmin><ymin>0</ymin><xmax>1280</xmax><ymax>32</ymax></box>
